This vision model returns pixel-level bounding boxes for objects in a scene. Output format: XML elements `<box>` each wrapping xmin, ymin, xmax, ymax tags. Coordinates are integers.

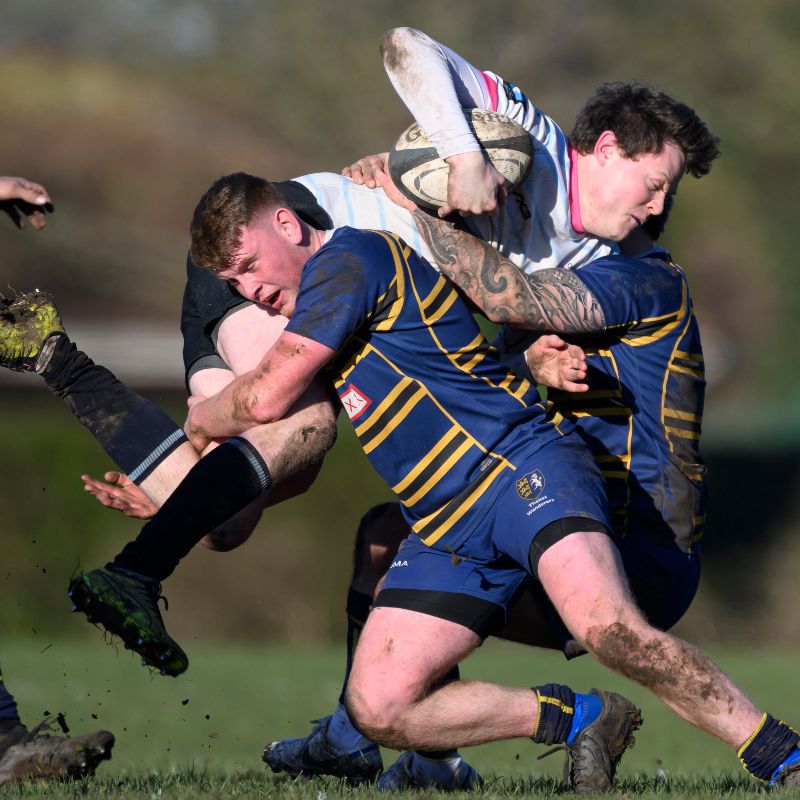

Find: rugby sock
<box><xmin>327</xmin><ymin>703</ymin><xmax>376</xmax><ymax>751</ymax></box>
<box><xmin>109</xmin><ymin>437</ymin><xmax>271</xmax><ymax>581</ymax></box>
<box><xmin>327</xmin><ymin>589</ymin><xmax>378</xmax><ymax>751</ymax></box>
<box><xmin>338</xmin><ymin>588</ymin><xmax>372</xmax><ymax>704</ymax></box>
<box><xmin>738</xmin><ymin>713</ymin><xmax>800</xmax><ymax>781</ymax></box>
<box><xmin>530</xmin><ymin>683</ymin><xmax>582</xmax><ymax>745</ymax></box>
<box><xmin>0</xmin><ymin>666</ymin><xmax>19</xmax><ymax>721</ymax></box>
<box><xmin>41</xmin><ymin>335</ymin><xmax>186</xmax><ymax>483</ymax></box>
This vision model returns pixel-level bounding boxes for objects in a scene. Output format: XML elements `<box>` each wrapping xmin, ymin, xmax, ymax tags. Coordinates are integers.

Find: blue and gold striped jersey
<box><xmin>286</xmin><ymin>227</ymin><xmax>570</xmax><ymax>547</ymax></box>
<box><xmin>547</xmin><ymin>250</ymin><xmax>706</xmax><ymax>554</ymax></box>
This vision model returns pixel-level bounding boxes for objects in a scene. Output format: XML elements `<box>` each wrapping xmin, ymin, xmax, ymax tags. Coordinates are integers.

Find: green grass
<box><xmin>2</xmin><ymin>638</ymin><xmax>798</xmax><ymax>797</ymax></box>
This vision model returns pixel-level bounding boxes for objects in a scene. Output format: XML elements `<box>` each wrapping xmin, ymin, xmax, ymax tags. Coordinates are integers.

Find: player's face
<box><xmin>585</xmin><ymin>139</ymin><xmax>685</xmax><ymax>241</ymax></box>
<box><xmin>220</xmin><ymin>213</ymin><xmax>306</xmax><ymax>318</ymax></box>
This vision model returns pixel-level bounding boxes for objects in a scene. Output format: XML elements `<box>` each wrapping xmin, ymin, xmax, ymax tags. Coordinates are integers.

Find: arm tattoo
<box><xmin>412</xmin><ymin>209</ymin><xmax>605</xmax><ymax>333</ymax></box>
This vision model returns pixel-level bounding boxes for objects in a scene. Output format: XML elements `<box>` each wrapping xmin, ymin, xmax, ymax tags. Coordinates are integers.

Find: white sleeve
<box><xmin>382</xmin><ymin>28</ymin><xmax>495</xmax><ymax>160</ymax></box>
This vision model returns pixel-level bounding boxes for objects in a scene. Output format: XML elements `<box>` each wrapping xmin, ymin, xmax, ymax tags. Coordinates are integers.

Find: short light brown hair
<box><xmin>190</xmin><ymin>172</ymin><xmax>287</xmax><ymax>274</ymax></box>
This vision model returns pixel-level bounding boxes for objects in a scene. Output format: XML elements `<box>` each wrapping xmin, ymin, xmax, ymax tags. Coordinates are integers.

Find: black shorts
<box><xmin>181</xmin><ymin>254</ymin><xmax>247</xmax><ymax>387</ymax></box>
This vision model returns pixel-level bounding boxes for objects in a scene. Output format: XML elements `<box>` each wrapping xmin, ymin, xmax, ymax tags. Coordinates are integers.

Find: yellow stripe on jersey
<box><xmin>372</xmin><ymin>276</ymin><xmax>402</xmax><ymax>331</ymax></box>
<box><xmin>373</xmin><ymin>236</ymin><xmax>406</xmax><ymax>332</ymax></box>
<box><xmin>353</xmin><ymin>340</ymin><xmax>515</xmax><ymax>473</ymax></box>
<box><xmin>569</xmin><ymin>408</ymin><xmax>632</xmax><ymax>418</ymax></box>
<box><xmin>415</xmin><ymin>457</ymin><xmax>510</xmax><ymax>546</ymax></box>
<box><xmin>595</xmin><ymin>453</ymin><xmax>631</xmax><ymax>466</ymax></box>
<box><xmin>690</xmin><ymin>513</ymin><xmax>706</xmax><ymax>543</ymax></box>
<box><xmin>622</xmin><ymin>278</ymin><xmax>688</xmax><ymax>347</ymax></box>
<box><xmin>660</xmin><ymin>285</ymin><xmax>698</xmax><ymax>456</ymax></box>
<box><xmin>669</xmin><ymin>363</ymin><xmax>704</xmax><ymax>378</ymax></box>
<box><xmin>392</xmin><ymin>427</ymin><xmax>464</xmax><ymax>496</ymax></box>
<box><xmin>675</xmin><ymin>349</ymin><xmax>704</xmax><ymax>362</ymax></box>
<box><xmin>393</xmin><ymin>429</ymin><xmax>474</xmax><ymax>506</ymax></box>
<box><xmin>355</xmin><ymin>378</ymin><xmax>426</xmax><ymax>454</ymax></box>
<box><xmin>453</xmin><ymin>332</ymin><xmax>490</xmax><ymax>373</ymax></box>
<box><xmin>420</xmin><ymin>274</ymin><xmax>459</xmax><ymax>323</ymax></box>
<box><xmin>665</xmin><ymin>427</ymin><xmax>700</xmax><ymax>440</ymax></box>
<box><xmin>664</xmin><ymin>409</ymin><xmax>702</xmax><ymax>422</ymax></box>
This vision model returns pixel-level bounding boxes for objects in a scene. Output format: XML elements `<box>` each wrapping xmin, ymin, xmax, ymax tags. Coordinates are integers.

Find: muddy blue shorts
<box><xmin>375</xmin><ymin>433</ymin><xmax>610</xmax><ymax>635</ymax></box>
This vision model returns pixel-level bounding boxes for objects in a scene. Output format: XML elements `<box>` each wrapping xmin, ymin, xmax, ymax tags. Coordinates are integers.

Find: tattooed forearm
<box><xmin>412</xmin><ymin>209</ymin><xmax>605</xmax><ymax>333</ymax></box>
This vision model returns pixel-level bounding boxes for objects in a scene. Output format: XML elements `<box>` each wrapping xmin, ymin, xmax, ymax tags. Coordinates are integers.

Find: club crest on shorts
<box><xmin>340</xmin><ymin>383</ymin><xmax>372</xmax><ymax>422</ymax></box>
<box><xmin>516</xmin><ymin>469</ymin><xmax>545</xmax><ymax>500</ymax></box>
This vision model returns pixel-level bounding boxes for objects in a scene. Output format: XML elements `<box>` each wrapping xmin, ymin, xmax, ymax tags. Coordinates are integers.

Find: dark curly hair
<box><xmin>569</xmin><ymin>82</ymin><xmax>720</xmax><ymax>178</ymax></box>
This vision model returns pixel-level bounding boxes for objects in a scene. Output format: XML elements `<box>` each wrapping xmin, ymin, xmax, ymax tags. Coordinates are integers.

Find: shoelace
<box><xmin>536</xmin><ymin>744</ymin><xmax>573</xmax><ymax>783</ymax></box>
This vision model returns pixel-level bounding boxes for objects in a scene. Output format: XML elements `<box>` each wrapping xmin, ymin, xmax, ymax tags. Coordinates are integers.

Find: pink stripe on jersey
<box><xmin>480</xmin><ymin>71</ymin><xmax>499</xmax><ymax>111</ymax></box>
<box><xmin>568</xmin><ymin>145</ymin><xmax>585</xmax><ymax>234</ymax></box>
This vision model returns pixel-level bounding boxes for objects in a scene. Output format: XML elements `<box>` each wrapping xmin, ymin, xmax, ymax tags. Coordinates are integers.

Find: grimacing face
<box><xmin>582</xmin><ymin>136</ymin><xmax>685</xmax><ymax>242</ymax></box>
<box><xmin>219</xmin><ymin>212</ymin><xmax>306</xmax><ymax>319</ymax></box>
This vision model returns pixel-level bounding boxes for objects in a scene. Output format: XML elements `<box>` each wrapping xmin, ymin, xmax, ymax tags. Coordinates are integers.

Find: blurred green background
<box><xmin>2</xmin><ymin>0</ymin><xmax>800</xmax><ymax>655</ymax></box>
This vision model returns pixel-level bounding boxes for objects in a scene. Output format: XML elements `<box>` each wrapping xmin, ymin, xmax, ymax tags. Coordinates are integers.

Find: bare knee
<box><xmin>344</xmin><ymin>678</ymin><xmax>416</xmax><ymax>749</ymax></box>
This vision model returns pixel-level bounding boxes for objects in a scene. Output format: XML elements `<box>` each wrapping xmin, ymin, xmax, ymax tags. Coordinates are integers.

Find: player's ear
<box><xmin>275</xmin><ymin>207</ymin><xmax>303</xmax><ymax>243</ymax></box>
<box><xmin>594</xmin><ymin>130</ymin><xmax>620</xmax><ymax>165</ymax></box>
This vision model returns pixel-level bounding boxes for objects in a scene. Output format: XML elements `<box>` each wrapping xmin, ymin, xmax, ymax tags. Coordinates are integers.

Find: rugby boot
<box><xmin>0</xmin><ymin>290</ymin><xmax>64</xmax><ymax>372</ymax></box>
<box><xmin>378</xmin><ymin>750</ymin><xmax>482</xmax><ymax>791</ymax></box>
<box><xmin>0</xmin><ymin>719</ymin><xmax>114</xmax><ymax>786</ymax></box>
<box><xmin>539</xmin><ymin>688</ymin><xmax>641</xmax><ymax>793</ymax></box>
<box><xmin>67</xmin><ymin>566</ymin><xmax>188</xmax><ymax>677</ymax></box>
<box><xmin>770</xmin><ymin>747</ymin><xmax>800</xmax><ymax>787</ymax></box>
<box><xmin>263</xmin><ymin>713</ymin><xmax>382</xmax><ymax>784</ymax></box>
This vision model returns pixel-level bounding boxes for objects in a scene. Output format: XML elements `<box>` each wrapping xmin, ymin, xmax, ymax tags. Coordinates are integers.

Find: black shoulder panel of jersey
<box><xmin>275</xmin><ymin>180</ymin><xmax>333</xmax><ymax>230</ymax></box>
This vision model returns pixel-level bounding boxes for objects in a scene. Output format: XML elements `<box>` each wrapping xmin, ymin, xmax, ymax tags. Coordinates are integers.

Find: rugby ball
<box><xmin>388</xmin><ymin>109</ymin><xmax>533</xmax><ymax>210</ymax></box>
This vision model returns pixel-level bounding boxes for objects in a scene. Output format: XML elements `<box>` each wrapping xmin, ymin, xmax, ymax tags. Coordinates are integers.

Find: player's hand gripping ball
<box><xmin>388</xmin><ymin>109</ymin><xmax>532</xmax><ymax>210</ymax></box>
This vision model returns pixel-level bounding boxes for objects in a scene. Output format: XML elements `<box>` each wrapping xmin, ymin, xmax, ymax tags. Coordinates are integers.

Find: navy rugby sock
<box><xmin>110</xmin><ymin>437</ymin><xmax>271</xmax><ymax>581</ymax></box>
<box><xmin>530</xmin><ymin>684</ymin><xmax>601</xmax><ymax>745</ymax></box>
<box><xmin>338</xmin><ymin>588</ymin><xmax>372</xmax><ymax>705</ymax></box>
<box><xmin>739</xmin><ymin>713</ymin><xmax>800</xmax><ymax>781</ymax></box>
<box><xmin>41</xmin><ymin>335</ymin><xmax>186</xmax><ymax>483</ymax></box>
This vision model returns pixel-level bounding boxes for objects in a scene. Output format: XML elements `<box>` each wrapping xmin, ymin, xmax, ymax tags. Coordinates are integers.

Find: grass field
<box><xmin>2</xmin><ymin>638</ymin><xmax>797</xmax><ymax>797</ymax></box>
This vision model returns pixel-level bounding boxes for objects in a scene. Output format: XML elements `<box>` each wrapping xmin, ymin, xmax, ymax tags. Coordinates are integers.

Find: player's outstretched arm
<box><xmin>380</xmin><ymin>27</ymin><xmax>505</xmax><ymax>217</ymax></box>
<box><xmin>0</xmin><ymin>176</ymin><xmax>53</xmax><ymax>229</ymax></box>
<box><xmin>411</xmin><ymin>208</ymin><xmax>605</xmax><ymax>334</ymax></box>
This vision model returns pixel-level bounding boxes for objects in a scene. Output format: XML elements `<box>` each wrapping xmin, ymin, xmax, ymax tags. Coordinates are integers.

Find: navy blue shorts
<box><xmin>376</xmin><ymin>433</ymin><xmax>610</xmax><ymax>632</ymax></box>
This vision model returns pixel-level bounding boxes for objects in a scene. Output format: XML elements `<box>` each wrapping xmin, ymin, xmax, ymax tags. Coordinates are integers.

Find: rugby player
<box><xmin>2</xmin><ymin>28</ymin><xmax>723</xmax><ymax>787</ymax></box>
<box><xmin>0</xmin><ymin>175</ymin><xmax>114</xmax><ymax>786</ymax></box>
<box><xmin>71</xmin><ymin>174</ymin><xmax>800</xmax><ymax>790</ymax></box>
